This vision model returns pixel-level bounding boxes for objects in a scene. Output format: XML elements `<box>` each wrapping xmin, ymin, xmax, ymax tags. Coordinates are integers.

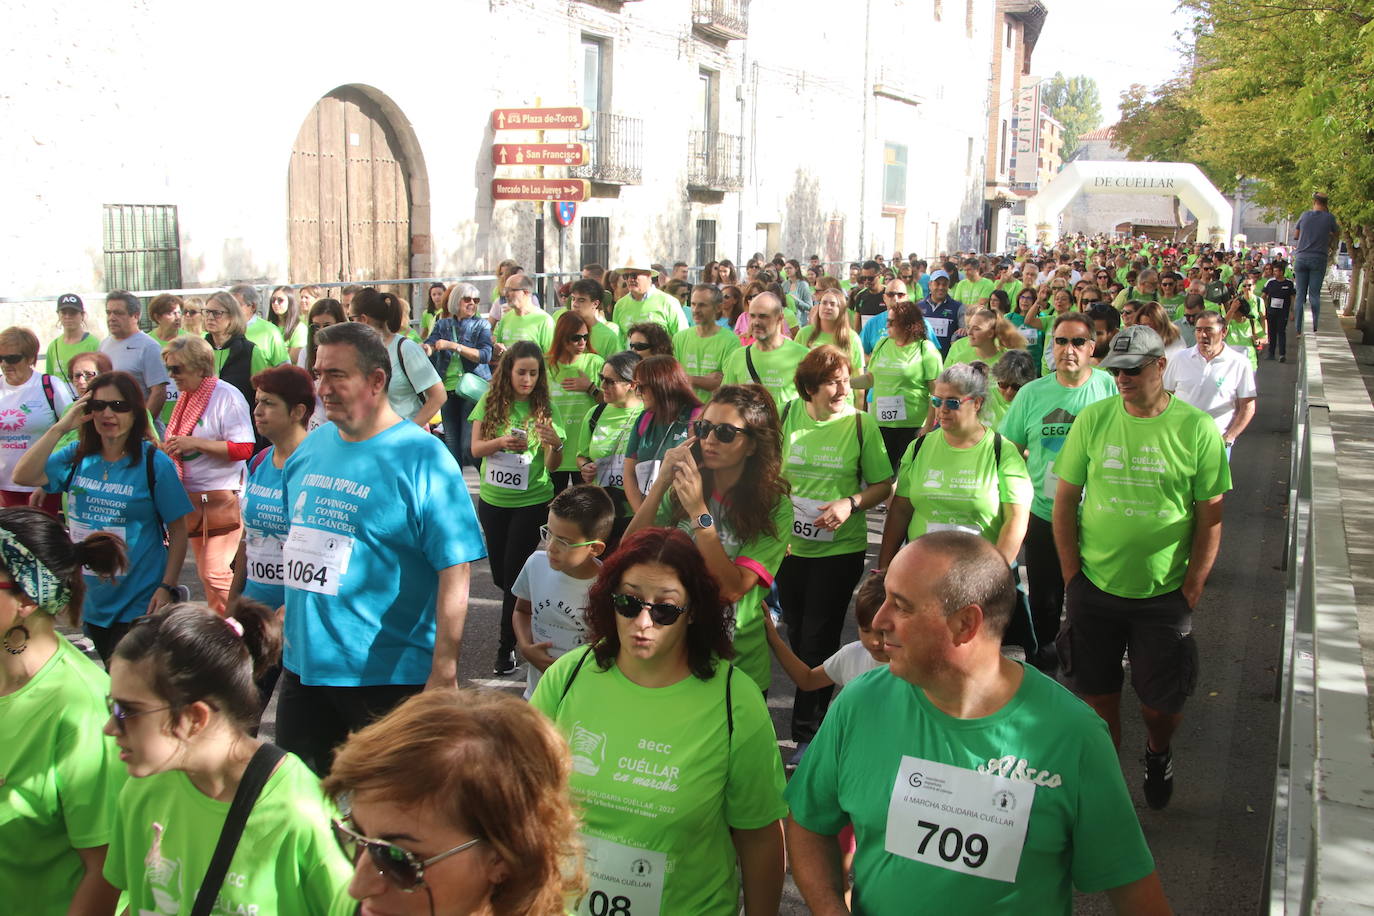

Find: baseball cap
<box><xmin>56</xmin><ymin>293</ymin><xmax>84</xmax><ymax>312</ymax></box>
<box><xmin>1099</xmin><ymin>326</ymin><xmax>1165</xmax><ymax>370</ymax></box>
<box><xmin>929</xmin><ymin>270</ymin><xmax>951</xmax><ymax>282</ymax></box>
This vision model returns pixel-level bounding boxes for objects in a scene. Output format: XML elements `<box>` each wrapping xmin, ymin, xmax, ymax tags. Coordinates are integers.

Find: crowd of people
<box><xmin>0</xmin><ymin>213</ymin><xmax>1337</xmax><ymax>914</ymax></box>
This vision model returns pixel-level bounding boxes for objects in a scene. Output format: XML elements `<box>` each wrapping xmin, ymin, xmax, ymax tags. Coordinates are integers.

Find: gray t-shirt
<box><xmin>99</xmin><ymin>331</ymin><xmax>170</xmax><ymax>395</ymax></box>
<box><xmin>1295</xmin><ymin>208</ymin><xmax>1338</xmax><ymax>259</ymax></box>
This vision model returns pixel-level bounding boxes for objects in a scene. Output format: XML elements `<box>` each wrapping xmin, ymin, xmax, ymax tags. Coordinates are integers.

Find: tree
<box><xmin>1042</xmin><ymin>73</ymin><xmax>1103</xmax><ymax>160</ymax></box>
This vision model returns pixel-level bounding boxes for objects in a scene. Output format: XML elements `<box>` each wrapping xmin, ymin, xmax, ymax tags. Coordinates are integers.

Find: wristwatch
<box><xmin>692</xmin><ymin>512</ymin><xmax>714</xmax><ymax>531</ymax></box>
<box><xmin>846</xmin><ymin>495</ymin><xmax>860</xmax><ymax>513</ymax></box>
<box><xmin>158</xmin><ymin>583</ymin><xmax>178</xmax><ymax>595</ymax></box>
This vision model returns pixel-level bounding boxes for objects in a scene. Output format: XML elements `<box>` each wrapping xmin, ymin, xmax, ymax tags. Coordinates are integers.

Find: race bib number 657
<box><xmin>282</xmin><ymin>526</ymin><xmax>355</xmax><ymax>596</ymax></box>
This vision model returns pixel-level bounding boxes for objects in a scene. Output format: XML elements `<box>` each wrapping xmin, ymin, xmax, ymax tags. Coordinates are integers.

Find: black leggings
<box><xmin>477</xmin><ymin>499</ymin><xmax>548</xmax><ymax>654</ymax></box>
<box><xmin>1023</xmin><ymin>513</ymin><xmax>1063</xmax><ymax>650</ymax></box>
<box><xmin>776</xmin><ymin>550</ymin><xmax>867</xmax><ymax>743</ymax></box>
<box><xmin>83</xmin><ymin>620</ymin><xmax>133</xmax><ymax>666</ymax></box>
<box><xmin>275</xmin><ymin>670</ymin><xmax>423</xmax><ymax>775</ymax></box>
<box><xmin>879</xmin><ymin>425</ymin><xmax>918</xmax><ymax>475</ymax></box>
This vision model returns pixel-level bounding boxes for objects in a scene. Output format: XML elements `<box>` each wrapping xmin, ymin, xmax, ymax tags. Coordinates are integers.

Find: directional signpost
<box><xmin>491</xmin><ymin>107</ymin><xmax>590</xmax><ymax>130</ymax></box>
<box><xmin>491</xmin><ymin>178</ymin><xmax>590</xmax><ymax>202</ymax></box>
<box><xmin>492</xmin><ymin>143</ymin><xmax>588</xmax><ymax>167</ymax></box>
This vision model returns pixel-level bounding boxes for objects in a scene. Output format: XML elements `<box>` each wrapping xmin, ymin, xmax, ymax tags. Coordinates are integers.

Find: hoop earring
<box><xmin>3</xmin><ymin>624</ymin><xmax>30</xmax><ymax>655</ymax></box>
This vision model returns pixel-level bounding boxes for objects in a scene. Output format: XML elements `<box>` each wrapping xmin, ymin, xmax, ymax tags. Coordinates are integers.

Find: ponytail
<box><xmin>0</xmin><ymin>507</ymin><xmax>128</xmax><ymax>625</ymax></box>
<box><xmin>351</xmin><ymin>287</ymin><xmax>405</xmax><ymax>334</ymax></box>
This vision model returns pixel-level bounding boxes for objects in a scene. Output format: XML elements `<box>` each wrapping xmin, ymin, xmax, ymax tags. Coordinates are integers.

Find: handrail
<box><xmin>1266</xmin><ymin>321</ymin><xmax>1374</xmax><ymax>914</ymax></box>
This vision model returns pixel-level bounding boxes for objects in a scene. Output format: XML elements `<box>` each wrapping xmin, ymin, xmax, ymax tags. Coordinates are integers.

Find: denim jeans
<box><xmin>1294</xmin><ymin>255</ymin><xmax>1327</xmax><ymax>332</ymax></box>
<box><xmin>439</xmin><ymin>392</ymin><xmax>477</xmax><ymax>469</ymax></box>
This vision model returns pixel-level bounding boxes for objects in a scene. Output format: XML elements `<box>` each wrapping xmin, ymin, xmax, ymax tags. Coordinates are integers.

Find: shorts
<box><xmin>1056</xmin><ymin>572</ymin><xmax>1198</xmax><ymax>714</ymax></box>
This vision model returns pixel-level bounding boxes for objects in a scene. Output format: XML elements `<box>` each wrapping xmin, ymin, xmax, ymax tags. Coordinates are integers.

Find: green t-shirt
<box><xmin>785</xmin><ymin>665</ymin><xmax>1156</xmax><ymax>913</ymax></box>
<box><xmin>530</xmin><ymin>648</ymin><xmax>788</xmax><ymax>916</ymax></box>
<box><xmin>581</xmin><ymin>403</ymin><xmax>639</xmax><ymax>514</ymax></box>
<box><xmin>245</xmin><ymin>315</ymin><xmax>289</xmax><ymax>366</ymax></box>
<box><xmin>996</xmin><ymin>280</ymin><xmax>1024</xmax><ymax>307</ymax></box>
<box><xmin>657</xmin><ymin>493</ymin><xmax>792</xmax><ymax>694</ymax></box>
<box><xmin>494</xmin><ymin>309</ymin><xmax>555</xmax><ymax>351</ymax></box>
<box><xmin>997</xmin><ymin>370</ymin><xmax>1118</xmax><ymax>522</ymax></box>
<box><xmin>1226</xmin><ymin>318</ymin><xmax>1261</xmax><ymax>369</ymax></box>
<box><xmin>468</xmin><ymin>395</ymin><xmax>565</xmax><ymax>508</ymax></box>
<box><xmin>720</xmin><ymin>339</ymin><xmax>809</xmax><ymax>409</ymax></box>
<box><xmin>44</xmin><ymin>333</ymin><xmax>101</xmax><ymax>387</ymax></box>
<box><xmin>893</xmin><ymin>428</ymin><xmax>1031</xmax><ymax>544</ymax></box>
<box><xmin>986</xmin><ymin>384</ymin><xmax>1011</xmax><ymax>429</ymax></box>
<box><xmin>550</xmin><ymin>309</ymin><xmax>624</xmax><ymax>356</ymax></box>
<box><xmin>952</xmin><ymin>277</ymin><xmax>995</xmax><ymax>306</ymax></box>
<box><xmin>105</xmin><ymin>752</ymin><xmax>352</xmax><ymax>916</ymax></box>
<box><xmin>867</xmin><ymin>337</ymin><xmax>943</xmax><ymax>429</ymax></box>
<box><xmin>1054</xmin><ymin>395</ymin><xmax>1231</xmax><ymax>598</ymax></box>
<box><xmin>780</xmin><ymin>403</ymin><xmax>892</xmax><ymax>557</ymax></box>
<box><xmin>548</xmin><ymin>353</ymin><xmax>605</xmax><ymax>471</ymax></box>
<box><xmin>613</xmin><ymin>290</ymin><xmax>689</xmax><ymax>335</ymax></box>
<box><xmin>421</xmin><ymin>310</ymin><xmax>438</xmax><ymax>337</ymax></box>
<box><xmin>943</xmin><ymin>337</ymin><xmax>1008</xmax><ymax>368</ymax></box>
<box><xmin>0</xmin><ymin>637</ymin><xmax>127</xmax><ymax>916</ymax></box>
<box><xmin>798</xmin><ymin>327</ymin><xmax>864</xmax><ymax>378</ymax></box>
<box><xmin>672</xmin><ymin>326</ymin><xmax>742</xmax><ymax>402</ymax></box>
<box><xmin>284</xmin><ymin>320</ymin><xmax>308</xmax><ymax>351</ymax></box>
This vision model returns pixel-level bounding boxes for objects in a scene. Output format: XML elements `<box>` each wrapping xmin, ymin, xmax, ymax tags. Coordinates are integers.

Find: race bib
<box><xmin>596</xmin><ymin>454</ymin><xmax>626</xmax><ymax>490</ymax></box>
<box><xmin>282</xmin><ymin>526</ymin><xmax>354</xmax><ymax>596</ymax></box>
<box><xmin>925</xmin><ymin>317</ymin><xmax>951</xmax><ymax>339</ymax></box>
<box><xmin>244</xmin><ymin>531</ymin><xmax>285</xmax><ymax>587</ymax></box>
<box><xmin>885</xmin><ymin>755</ymin><xmax>1035</xmax><ymax>884</ymax></box>
<box><xmin>791</xmin><ymin>496</ymin><xmax>837</xmax><ymax>542</ymax></box>
<box><xmin>486</xmin><ymin>450</ymin><xmax>531</xmax><ymax>491</ymax></box>
<box><xmin>634</xmin><ymin>459</ymin><xmax>662</xmax><ymax>494</ymax></box>
<box><xmin>926</xmin><ymin>522</ymin><xmax>980</xmax><ymax>535</ymax></box>
<box><xmin>579</xmin><ymin>834</ymin><xmax>666</xmax><ymax>916</ymax></box>
<box><xmin>68</xmin><ymin>520</ymin><xmax>126</xmax><ymax>576</ymax></box>
<box><xmin>1269</xmin><ymin>297</ymin><xmax>1285</xmax><ymax>309</ymax></box>
<box><xmin>876</xmin><ymin>395</ymin><xmax>908</xmax><ymax>424</ymax></box>
<box><xmin>1019</xmin><ymin>327</ymin><xmax>1038</xmax><ymax>345</ymax></box>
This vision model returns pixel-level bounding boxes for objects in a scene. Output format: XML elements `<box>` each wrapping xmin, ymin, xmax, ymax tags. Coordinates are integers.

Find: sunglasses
<box><xmin>332</xmin><ymin>817</ymin><xmax>482</xmax><ymax>893</ymax></box>
<box><xmin>627</xmin><ymin>341</ymin><xmax>652</xmax><ymax>351</ymax></box>
<box><xmin>569</xmin><ymin>333</ymin><xmax>590</xmax><ymax>343</ymax></box>
<box><xmin>693</xmin><ymin>419</ymin><xmax>748</xmax><ymax>443</ymax></box>
<box><xmin>165</xmin><ymin>364</ymin><xmax>186</xmax><ymax>375</ymax></box>
<box><xmin>0</xmin><ymin>354</ymin><xmax>26</xmax><ymax>365</ymax></box>
<box><xmin>599</xmin><ymin>374</ymin><xmax>630</xmax><ymax>385</ymax></box>
<box><xmin>85</xmin><ymin>399</ymin><xmax>135</xmax><ymax>414</ymax></box>
<box><xmin>611</xmin><ymin>592</ymin><xmax>687</xmax><ymax>626</ymax></box>
<box><xmin>202</xmin><ymin>309</ymin><xmax>228</xmax><ymax>319</ymax></box>
<box><xmin>883</xmin><ymin>291</ymin><xmax>907</xmax><ymax>299</ymax></box>
<box><xmin>539</xmin><ymin>524</ymin><xmax>601</xmax><ymax>550</ymax></box>
<box><xmin>183</xmin><ymin>309</ymin><xmax>201</xmax><ymax>317</ymax></box>
<box><xmin>105</xmin><ymin>696</ymin><xmax>170</xmax><ymax>734</ymax></box>
<box><xmin>997</xmin><ymin>380</ymin><xmax>1021</xmax><ymax>392</ymax></box>
<box><xmin>930</xmin><ymin>395</ymin><xmax>977</xmax><ymax>410</ymax></box>
<box><xmin>460</xmin><ymin>296</ymin><xmax>481</xmax><ymax>303</ymax></box>
<box><xmin>1053</xmin><ymin>336</ymin><xmax>1092</xmax><ymax>347</ymax></box>
<box><xmin>1106</xmin><ymin>358</ymin><xmax>1159</xmax><ymax>377</ymax></box>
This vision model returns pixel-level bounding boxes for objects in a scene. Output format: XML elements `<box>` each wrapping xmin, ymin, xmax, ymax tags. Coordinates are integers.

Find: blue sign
<box><xmin>554</xmin><ymin>201</ymin><xmax>577</xmax><ymax>227</ymax></box>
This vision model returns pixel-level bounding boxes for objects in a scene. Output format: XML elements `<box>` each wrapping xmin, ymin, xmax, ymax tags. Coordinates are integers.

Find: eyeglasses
<box><xmin>627</xmin><ymin>341</ymin><xmax>652</xmax><ymax>351</ymax></box>
<box><xmin>1053</xmin><ymin>336</ymin><xmax>1091</xmax><ymax>347</ymax></box>
<box><xmin>72</xmin><ymin>370</ymin><xmax>99</xmax><ymax>381</ymax></box>
<box><xmin>693</xmin><ymin>419</ymin><xmax>749</xmax><ymax>443</ymax></box>
<box><xmin>202</xmin><ymin>309</ymin><xmax>228</xmax><ymax>319</ymax></box>
<box><xmin>883</xmin><ymin>291</ymin><xmax>907</xmax><ymax>299</ymax></box>
<box><xmin>1106</xmin><ymin>358</ymin><xmax>1159</xmax><ymax>377</ymax></box>
<box><xmin>569</xmin><ymin>333</ymin><xmax>590</xmax><ymax>343</ymax></box>
<box><xmin>105</xmin><ymin>696</ymin><xmax>170</xmax><ymax>734</ymax></box>
<box><xmin>332</xmin><ymin>817</ymin><xmax>482</xmax><ymax>893</ymax></box>
<box><xmin>164</xmin><ymin>364</ymin><xmax>186</xmax><ymax>375</ymax></box>
<box><xmin>183</xmin><ymin>309</ymin><xmax>201</xmax><ymax>317</ymax></box>
<box><xmin>85</xmin><ymin>399</ymin><xmax>135</xmax><ymax>414</ymax></box>
<box><xmin>599</xmin><ymin>374</ymin><xmax>629</xmax><ymax>386</ymax></box>
<box><xmin>930</xmin><ymin>395</ymin><xmax>978</xmax><ymax>410</ymax></box>
<box><xmin>0</xmin><ymin>354</ymin><xmax>26</xmax><ymax>365</ymax></box>
<box><xmin>611</xmin><ymin>592</ymin><xmax>688</xmax><ymax>626</ymax></box>
<box><xmin>997</xmin><ymin>381</ymin><xmax>1021</xmax><ymax>392</ymax></box>
<box><xmin>539</xmin><ymin>524</ymin><xmax>602</xmax><ymax>550</ymax></box>
<box><xmin>460</xmin><ymin>296</ymin><xmax>481</xmax><ymax>303</ymax></box>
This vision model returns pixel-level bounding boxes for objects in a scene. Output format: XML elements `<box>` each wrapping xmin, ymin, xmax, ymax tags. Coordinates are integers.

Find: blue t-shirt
<box><xmin>44</xmin><ymin>443</ymin><xmax>193</xmax><ymax>627</ymax></box>
<box><xmin>281</xmin><ymin>420</ymin><xmax>487</xmax><ymax>686</ymax></box>
<box><xmin>240</xmin><ymin>447</ymin><xmax>288</xmax><ymax>609</ymax></box>
<box><xmin>1294</xmin><ymin>209</ymin><xmax>1337</xmax><ymax>259</ymax></box>
<box><xmin>860</xmin><ymin>310</ymin><xmax>889</xmax><ymax>355</ymax></box>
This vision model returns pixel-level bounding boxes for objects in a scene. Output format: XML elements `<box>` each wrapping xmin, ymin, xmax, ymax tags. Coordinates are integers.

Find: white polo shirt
<box><xmin>1163</xmin><ymin>344</ymin><xmax>1257</xmax><ymax>434</ymax></box>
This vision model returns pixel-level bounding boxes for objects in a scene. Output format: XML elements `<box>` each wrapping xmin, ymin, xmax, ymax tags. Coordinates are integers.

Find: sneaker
<box><xmin>787</xmin><ymin>742</ymin><xmax>810</xmax><ymax>769</ymax></box>
<box><xmin>1280</xmin><ymin>355</ymin><xmax>1287</xmax><ymax>363</ymax></box>
<box><xmin>493</xmin><ymin>649</ymin><xmax>518</xmax><ymax>677</ymax></box>
<box><xmin>1143</xmin><ymin>745</ymin><xmax>1174</xmax><ymax>809</ymax></box>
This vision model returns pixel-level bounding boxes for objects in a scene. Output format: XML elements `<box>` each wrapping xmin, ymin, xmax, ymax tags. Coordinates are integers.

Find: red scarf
<box><xmin>166</xmin><ymin>376</ymin><xmax>217</xmax><ymax>479</ymax></box>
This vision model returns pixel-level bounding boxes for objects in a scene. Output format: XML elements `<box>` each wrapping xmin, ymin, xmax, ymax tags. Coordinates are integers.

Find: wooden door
<box><xmin>289</xmin><ymin>89</ymin><xmax>410</xmax><ymax>289</ymax></box>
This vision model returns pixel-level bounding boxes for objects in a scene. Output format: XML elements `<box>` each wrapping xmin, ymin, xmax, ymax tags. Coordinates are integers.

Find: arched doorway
<box><xmin>287</xmin><ymin>86</ymin><xmax>430</xmax><ymax>294</ymax></box>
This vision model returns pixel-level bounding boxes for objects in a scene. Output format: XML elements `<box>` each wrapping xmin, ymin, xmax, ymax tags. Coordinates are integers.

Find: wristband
<box><xmin>847</xmin><ymin>495</ymin><xmax>860</xmax><ymax>513</ymax></box>
<box><xmin>159</xmin><ymin>583</ymin><xmax>178</xmax><ymax>594</ymax></box>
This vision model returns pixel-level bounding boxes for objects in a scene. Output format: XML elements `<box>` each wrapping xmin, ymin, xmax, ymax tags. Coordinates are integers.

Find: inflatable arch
<box><xmin>1025</xmin><ymin>161</ymin><xmax>1233</xmax><ymax>245</ymax></box>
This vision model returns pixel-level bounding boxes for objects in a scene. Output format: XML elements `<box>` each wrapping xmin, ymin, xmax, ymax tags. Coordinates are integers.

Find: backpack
<box><xmin>557</xmin><ymin>645</ymin><xmax>736</xmax><ymax>740</ymax></box>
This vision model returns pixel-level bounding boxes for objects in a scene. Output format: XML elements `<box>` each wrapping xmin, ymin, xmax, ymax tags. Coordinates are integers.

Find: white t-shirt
<box><xmin>173</xmin><ymin>381</ymin><xmax>254</xmax><ymax>492</ymax></box>
<box><xmin>821</xmin><ymin>640</ymin><xmax>881</xmax><ymax>689</ymax></box>
<box><xmin>0</xmin><ymin>371</ymin><xmax>73</xmax><ymax>491</ymax></box>
<box><xmin>511</xmin><ymin>550</ymin><xmax>597</xmax><ymax>699</ymax></box>
<box><xmin>386</xmin><ymin>335</ymin><xmax>442</xmax><ymax>421</ymax></box>
<box><xmin>1163</xmin><ymin>345</ymin><xmax>1258</xmax><ymax>435</ymax></box>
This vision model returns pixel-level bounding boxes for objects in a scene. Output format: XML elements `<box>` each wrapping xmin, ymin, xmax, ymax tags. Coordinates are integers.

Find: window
<box><xmin>102</xmin><ymin>204</ymin><xmax>181</xmax><ymax>292</ymax></box>
<box><xmin>580</xmin><ymin>216</ymin><xmax>610</xmax><ymax>270</ymax></box>
<box><xmin>999</xmin><ymin>120</ymin><xmax>1009</xmax><ymax>174</ymax></box>
<box><xmin>698</xmin><ymin>69</ymin><xmax>717</xmax><ymax>132</ymax></box>
<box><xmin>1005</xmin><ymin>21</ymin><xmax>1012</xmax><ymax>47</ymax></box>
<box><xmin>933</xmin><ymin>0</ymin><xmax>942</xmax><ymax>20</ymax></box>
<box><xmin>582</xmin><ymin>37</ymin><xmax>607</xmax><ymax>114</ymax></box>
<box><xmin>695</xmin><ymin>219</ymin><xmax>717</xmax><ymax>269</ymax></box>
<box><xmin>883</xmin><ymin>143</ymin><xmax>908</xmax><ymax>207</ymax></box>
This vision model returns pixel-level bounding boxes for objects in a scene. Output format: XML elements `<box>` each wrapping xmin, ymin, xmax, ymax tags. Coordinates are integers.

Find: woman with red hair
<box><xmin>621</xmin><ymin>356</ymin><xmax>702</xmax><ymax>514</ymax></box>
<box><xmin>546</xmin><ymin>310</ymin><xmax>604</xmax><ymax>494</ymax></box>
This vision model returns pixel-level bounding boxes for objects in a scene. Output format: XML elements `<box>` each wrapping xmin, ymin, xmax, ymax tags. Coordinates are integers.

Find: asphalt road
<box><xmin>120</xmin><ymin>353</ymin><xmax>1291</xmax><ymax>913</ymax></box>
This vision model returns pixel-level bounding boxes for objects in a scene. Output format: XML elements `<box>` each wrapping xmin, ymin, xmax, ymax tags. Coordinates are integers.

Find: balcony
<box><xmin>692</xmin><ymin>0</ymin><xmax>748</xmax><ymax>41</ymax></box>
<box><xmin>688</xmin><ymin>130</ymin><xmax>744</xmax><ymax>192</ymax></box>
<box><xmin>570</xmin><ymin>111</ymin><xmax>643</xmax><ymax>186</ymax></box>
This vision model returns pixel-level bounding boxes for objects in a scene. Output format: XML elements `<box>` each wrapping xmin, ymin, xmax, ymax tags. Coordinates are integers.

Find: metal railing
<box><xmin>688</xmin><ymin>130</ymin><xmax>744</xmax><ymax>191</ymax></box>
<box><xmin>1266</xmin><ymin>321</ymin><xmax>1374</xmax><ymax>913</ymax></box>
<box><xmin>570</xmin><ymin>112</ymin><xmax>643</xmax><ymax>186</ymax></box>
<box><xmin>691</xmin><ymin>0</ymin><xmax>748</xmax><ymax>39</ymax></box>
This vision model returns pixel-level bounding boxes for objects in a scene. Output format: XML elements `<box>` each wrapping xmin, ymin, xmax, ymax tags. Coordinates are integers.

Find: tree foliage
<box><xmin>1041</xmin><ymin>73</ymin><xmax>1103</xmax><ymax>160</ymax></box>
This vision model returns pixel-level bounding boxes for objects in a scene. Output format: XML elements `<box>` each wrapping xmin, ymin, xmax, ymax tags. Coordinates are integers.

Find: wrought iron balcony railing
<box><xmin>688</xmin><ymin>130</ymin><xmax>744</xmax><ymax>191</ymax></box>
<box><xmin>570</xmin><ymin>111</ymin><xmax>643</xmax><ymax>186</ymax></box>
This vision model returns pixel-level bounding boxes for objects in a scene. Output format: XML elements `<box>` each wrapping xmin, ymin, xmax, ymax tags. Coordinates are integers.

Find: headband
<box><xmin>0</xmin><ymin>526</ymin><xmax>73</xmax><ymax>615</ymax></box>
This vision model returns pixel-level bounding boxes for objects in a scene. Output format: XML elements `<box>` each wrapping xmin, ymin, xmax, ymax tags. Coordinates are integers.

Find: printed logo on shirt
<box><xmin>1038</xmin><ymin>407</ymin><xmax>1077</xmax><ymax>440</ymax></box>
<box><xmin>571</xmin><ymin>722</ymin><xmax>608</xmax><ymax>776</ymax></box>
<box><xmin>923</xmin><ymin>469</ymin><xmax>944</xmax><ymax>488</ymax></box>
<box><xmin>1102</xmin><ymin>445</ymin><xmax>1125</xmax><ymax>469</ymax></box>
<box><xmin>975</xmin><ymin>754</ymin><xmax>1063</xmax><ymax>788</ymax></box>
<box><xmin>0</xmin><ymin>405</ymin><xmax>31</xmax><ymax>433</ymax></box>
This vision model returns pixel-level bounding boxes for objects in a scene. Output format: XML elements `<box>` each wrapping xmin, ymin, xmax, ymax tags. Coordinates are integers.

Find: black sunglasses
<box><xmin>332</xmin><ymin>817</ymin><xmax>482</xmax><ymax>892</ymax></box>
<box><xmin>1053</xmin><ymin>336</ymin><xmax>1091</xmax><ymax>347</ymax></box>
<box><xmin>1107</xmin><ymin>358</ymin><xmax>1159</xmax><ymax>377</ymax></box>
<box><xmin>569</xmin><ymin>333</ymin><xmax>590</xmax><ymax>343</ymax></box>
<box><xmin>627</xmin><ymin>341</ymin><xmax>652</xmax><ymax>351</ymax></box>
<box><xmin>165</xmin><ymin>364</ymin><xmax>186</xmax><ymax>375</ymax></box>
<box><xmin>0</xmin><ymin>354</ymin><xmax>27</xmax><ymax>365</ymax></box>
<box><xmin>105</xmin><ymin>695</ymin><xmax>171</xmax><ymax>734</ymax></box>
<box><xmin>86</xmin><ymin>399</ymin><xmax>135</xmax><ymax>414</ymax></box>
<box><xmin>693</xmin><ymin>419</ymin><xmax>749</xmax><ymax>443</ymax></box>
<box><xmin>612</xmin><ymin>592</ymin><xmax>687</xmax><ymax>626</ymax></box>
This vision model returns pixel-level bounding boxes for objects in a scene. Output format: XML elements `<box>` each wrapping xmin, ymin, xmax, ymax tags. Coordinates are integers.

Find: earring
<box><xmin>3</xmin><ymin>624</ymin><xmax>30</xmax><ymax>655</ymax></box>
